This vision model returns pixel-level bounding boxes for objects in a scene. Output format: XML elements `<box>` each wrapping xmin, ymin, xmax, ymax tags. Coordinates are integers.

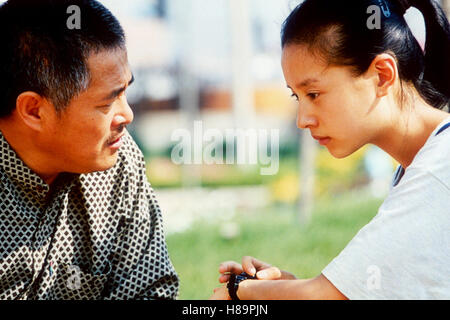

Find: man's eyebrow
<box><xmin>102</xmin><ymin>73</ymin><xmax>134</xmax><ymax>101</ymax></box>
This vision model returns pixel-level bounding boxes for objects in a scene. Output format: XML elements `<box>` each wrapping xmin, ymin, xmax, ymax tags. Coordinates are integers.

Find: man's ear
<box><xmin>15</xmin><ymin>92</ymin><xmax>50</xmax><ymax>131</ymax></box>
<box><xmin>370</xmin><ymin>53</ymin><xmax>398</xmax><ymax>98</ymax></box>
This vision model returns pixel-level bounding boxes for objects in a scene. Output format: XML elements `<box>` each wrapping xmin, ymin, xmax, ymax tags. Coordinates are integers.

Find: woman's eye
<box><xmin>307</xmin><ymin>93</ymin><xmax>319</xmax><ymax>100</ymax></box>
<box><xmin>290</xmin><ymin>93</ymin><xmax>299</xmax><ymax>101</ymax></box>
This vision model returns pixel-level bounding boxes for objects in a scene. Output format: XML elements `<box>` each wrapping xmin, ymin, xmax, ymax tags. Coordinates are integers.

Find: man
<box><xmin>0</xmin><ymin>0</ymin><xmax>179</xmax><ymax>299</ymax></box>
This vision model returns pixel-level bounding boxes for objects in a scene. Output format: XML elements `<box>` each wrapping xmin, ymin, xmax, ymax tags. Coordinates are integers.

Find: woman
<box><xmin>210</xmin><ymin>0</ymin><xmax>450</xmax><ymax>300</ymax></box>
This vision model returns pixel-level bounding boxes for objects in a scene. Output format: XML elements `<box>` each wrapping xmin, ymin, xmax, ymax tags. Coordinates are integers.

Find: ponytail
<box><xmin>408</xmin><ymin>0</ymin><xmax>450</xmax><ymax>110</ymax></box>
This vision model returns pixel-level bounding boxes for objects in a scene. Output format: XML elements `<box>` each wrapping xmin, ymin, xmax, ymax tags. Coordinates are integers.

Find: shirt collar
<box><xmin>392</xmin><ymin>115</ymin><xmax>450</xmax><ymax>188</ymax></box>
<box><xmin>0</xmin><ymin>130</ymin><xmax>78</xmax><ymax>199</ymax></box>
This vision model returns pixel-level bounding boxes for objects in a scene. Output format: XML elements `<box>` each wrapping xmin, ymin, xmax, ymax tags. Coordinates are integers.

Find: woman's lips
<box><xmin>312</xmin><ymin>135</ymin><xmax>331</xmax><ymax>146</ymax></box>
<box><xmin>318</xmin><ymin>137</ymin><xmax>331</xmax><ymax>145</ymax></box>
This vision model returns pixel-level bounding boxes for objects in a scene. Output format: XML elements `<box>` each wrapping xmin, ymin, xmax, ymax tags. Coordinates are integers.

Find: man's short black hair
<box><xmin>0</xmin><ymin>0</ymin><xmax>126</xmax><ymax>117</ymax></box>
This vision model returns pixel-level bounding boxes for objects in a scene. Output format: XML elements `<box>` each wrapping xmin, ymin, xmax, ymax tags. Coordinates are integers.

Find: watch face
<box><xmin>236</xmin><ymin>274</ymin><xmax>246</xmax><ymax>282</ymax></box>
<box><xmin>227</xmin><ymin>272</ymin><xmax>257</xmax><ymax>300</ymax></box>
<box><xmin>238</xmin><ymin>272</ymin><xmax>256</xmax><ymax>281</ymax></box>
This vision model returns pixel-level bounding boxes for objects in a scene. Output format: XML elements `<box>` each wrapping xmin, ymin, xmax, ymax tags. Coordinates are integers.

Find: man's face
<box><xmin>41</xmin><ymin>48</ymin><xmax>134</xmax><ymax>174</ymax></box>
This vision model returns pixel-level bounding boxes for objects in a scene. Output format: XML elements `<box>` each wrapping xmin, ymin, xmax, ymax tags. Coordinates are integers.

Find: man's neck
<box><xmin>0</xmin><ymin>120</ymin><xmax>60</xmax><ymax>186</ymax></box>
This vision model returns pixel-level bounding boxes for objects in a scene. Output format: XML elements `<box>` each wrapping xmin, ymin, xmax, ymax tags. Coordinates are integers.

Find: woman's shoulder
<box><xmin>416</xmin><ymin>127</ymin><xmax>450</xmax><ymax>162</ymax></box>
<box><xmin>407</xmin><ymin>118</ymin><xmax>450</xmax><ymax>186</ymax></box>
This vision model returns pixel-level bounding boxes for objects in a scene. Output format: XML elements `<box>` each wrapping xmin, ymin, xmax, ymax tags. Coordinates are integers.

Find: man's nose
<box><xmin>113</xmin><ymin>96</ymin><xmax>134</xmax><ymax>128</ymax></box>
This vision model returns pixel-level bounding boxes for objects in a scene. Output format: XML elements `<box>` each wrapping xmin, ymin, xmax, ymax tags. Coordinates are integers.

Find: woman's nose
<box><xmin>296</xmin><ymin>103</ymin><xmax>317</xmax><ymax>129</ymax></box>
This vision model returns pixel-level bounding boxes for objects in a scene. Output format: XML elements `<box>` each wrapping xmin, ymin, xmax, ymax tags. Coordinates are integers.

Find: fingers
<box><xmin>218</xmin><ymin>261</ymin><xmax>243</xmax><ymax>283</ymax></box>
<box><xmin>241</xmin><ymin>256</ymin><xmax>258</xmax><ymax>276</ymax></box>
<box><xmin>219</xmin><ymin>261</ymin><xmax>243</xmax><ymax>275</ymax></box>
<box><xmin>218</xmin><ymin>274</ymin><xmax>230</xmax><ymax>283</ymax></box>
<box><xmin>218</xmin><ymin>257</ymin><xmax>281</xmax><ymax>283</ymax></box>
<box><xmin>241</xmin><ymin>256</ymin><xmax>272</xmax><ymax>276</ymax></box>
<box><xmin>256</xmin><ymin>266</ymin><xmax>282</xmax><ymax>280</ymax></box>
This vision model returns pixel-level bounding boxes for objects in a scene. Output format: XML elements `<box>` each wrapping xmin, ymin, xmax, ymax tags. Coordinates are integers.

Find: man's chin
<box><xmin>97</xmin><ymin>155</ymin><xmax>119</xmax><ymax>171</ymax></box>
<box><xmin>78</xmin><ymin>154</ymin><xmax>119</xmax><ymax>174</ymax></box>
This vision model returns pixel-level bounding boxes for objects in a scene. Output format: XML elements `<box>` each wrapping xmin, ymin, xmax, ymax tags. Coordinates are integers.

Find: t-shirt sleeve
<box><xmin>322</xmin><ymin>167</ymin><xmax>450</xmax><ymax>299</ymax></box>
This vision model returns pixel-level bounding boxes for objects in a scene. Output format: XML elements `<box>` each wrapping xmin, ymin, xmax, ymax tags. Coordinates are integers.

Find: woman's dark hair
<box><xmin>281</xmin><ymin>0</ymin><xmax>450</xmax><ymax>111</ymax></box>
<box><xmin>0</xmin><ymin>0</ymin><xmax>126</xmax><ymax>117</ymax></box>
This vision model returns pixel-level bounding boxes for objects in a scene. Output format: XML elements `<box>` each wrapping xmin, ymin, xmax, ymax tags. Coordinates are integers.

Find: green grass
<box><xmin>166</xmin><ymin>191</ymin><xmax>382</xmax><ymax>299</ymax></box>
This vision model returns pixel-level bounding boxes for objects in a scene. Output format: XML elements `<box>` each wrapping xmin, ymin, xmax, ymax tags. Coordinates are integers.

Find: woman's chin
<box><xmin>326</xmin><ymin>144</ymin><xmax>359</xmax><ymax>159</ymax></box>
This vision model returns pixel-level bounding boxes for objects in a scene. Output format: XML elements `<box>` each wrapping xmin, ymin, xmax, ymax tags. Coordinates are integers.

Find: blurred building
<box><xmin>102</xmin><ymin>0</ymin><xmax>297</xmax><ymax>154</ymax></box>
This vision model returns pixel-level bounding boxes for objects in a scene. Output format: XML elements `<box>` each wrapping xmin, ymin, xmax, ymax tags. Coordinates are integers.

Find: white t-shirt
<box><xmin>322</xmin><ymin>116</ymin><xmax>450</xmax><ymax>300</ymax></box>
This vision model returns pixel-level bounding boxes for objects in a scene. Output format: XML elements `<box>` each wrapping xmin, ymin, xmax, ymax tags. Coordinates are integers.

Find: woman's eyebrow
<box><xmin>286</xmin><ymin>77</ymin><xmax>320</xmax><ymax>91</ymax></box>
<box><xmin>297</xmin><ymin>77</ymin><xmax>320</xmax><ymax>88</ymax></box>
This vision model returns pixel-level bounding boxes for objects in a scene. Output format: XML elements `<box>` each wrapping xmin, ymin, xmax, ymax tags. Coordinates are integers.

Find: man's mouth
<box><xmin>108</xmin><ymin>133</ymin><xmax>124</xmax><ymax>149</ymax></box>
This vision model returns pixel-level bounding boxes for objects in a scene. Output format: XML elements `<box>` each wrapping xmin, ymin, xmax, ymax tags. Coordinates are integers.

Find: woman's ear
<box><xmin>15</xmin><ymin>91</ymin><xmax>48</xmax><ymax>131</ymax></box>
<box><xmin>370</xmin><ymin>53</ymin><xmax>398</xmax><ymax>98</ymax></box>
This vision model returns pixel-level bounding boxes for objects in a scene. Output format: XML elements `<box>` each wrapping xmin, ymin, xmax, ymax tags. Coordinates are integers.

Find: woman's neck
<box><xmin>373</xmin><ymin>98</ymin><xmax>449</xmax><ymax>169</ymax></box>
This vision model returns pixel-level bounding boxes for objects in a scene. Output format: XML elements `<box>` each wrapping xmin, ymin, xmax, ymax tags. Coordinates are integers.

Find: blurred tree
<box><xmin>229</xmin><ymin>0</ymin><xmax>255</xmax><ymax>130</ymax></box>
<box><xmin>155</xmin><ymin>0</ymin><xmax>166</xmax><ymax>18</ymax></box>
<box><xmin>298</xmin><ymin>130</ymin><xmax>317</xmax><ymax>226</ymax></box>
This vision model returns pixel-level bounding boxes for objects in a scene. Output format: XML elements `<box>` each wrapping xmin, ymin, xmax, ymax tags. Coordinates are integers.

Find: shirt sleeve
<box><xmin>322</xmin><ymin>167</ymin><xmax>450</xmax><ymax>300</ymax></box>
<box><xmin>102</xmin><ymin>131</ymin><xmax>179</xmax><ymax>300</ymax></box>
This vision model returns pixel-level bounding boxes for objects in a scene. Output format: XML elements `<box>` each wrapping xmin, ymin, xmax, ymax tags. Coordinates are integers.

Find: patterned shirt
<box><xmin>0</xmin><ymin>130</ymin><xmax>179</xmax><ymax>299</ymax></box>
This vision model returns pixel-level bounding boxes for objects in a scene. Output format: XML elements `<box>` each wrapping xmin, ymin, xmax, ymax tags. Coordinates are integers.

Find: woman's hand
<box><xmin>218</xmin><ymin>256</ymin><xmax>296</xmax><ymax>284</ymax></box>
<box><xmin>209</xmin><ymin>285</ymin><xmax>231</xmax><ymax>300</ymax></box>
<box><xmin>213</xmin><ymin>257</ymin><xmax>347</xmax><ymax>299</ymax></box>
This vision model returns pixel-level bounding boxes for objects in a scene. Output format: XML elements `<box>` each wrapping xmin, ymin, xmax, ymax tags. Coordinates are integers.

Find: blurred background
<box><xmin>12</xmin><ymin>0</ymin><xmax>443</xmax><ymax>299</ymax></box>
<box><xmin>98</xmin><ymin>0</ymin><xmax>450</xmax><ymax>299</ymax></box>
<box><xmin>0</xmin><ymin>0</ymin><xmax>445</xmax><ymax>300</ymax></box>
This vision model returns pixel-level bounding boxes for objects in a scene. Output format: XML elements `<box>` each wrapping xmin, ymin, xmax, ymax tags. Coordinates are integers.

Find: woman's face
<box><xmin>281</xmin><ymin>44</ymin><xmax>384</xmax><ymax>158</ymax></box>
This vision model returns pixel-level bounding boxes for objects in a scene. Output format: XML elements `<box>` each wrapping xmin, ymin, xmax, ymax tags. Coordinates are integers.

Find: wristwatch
<box><xmin>227</xmin><ymin>272</ymin><xmax>256</xmax><ymax>300</ymax></box>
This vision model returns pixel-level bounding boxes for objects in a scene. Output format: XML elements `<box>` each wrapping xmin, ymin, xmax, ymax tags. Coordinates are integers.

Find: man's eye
<box><xmin>290</xmin><ymin>93</ymin><xmax>299</xmax><ymax>101</ymax></box>
<box><xmin>98</xmin><ymin>102</ymin><xmax>113</xmax><ymax>109</ymax></box>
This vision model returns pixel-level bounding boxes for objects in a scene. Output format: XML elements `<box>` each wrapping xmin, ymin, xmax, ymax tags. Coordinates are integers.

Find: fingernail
<box><xmin>257</xmin><ymin>270</ymin><xmax>266</xmax><ymax>278</ymax></box>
